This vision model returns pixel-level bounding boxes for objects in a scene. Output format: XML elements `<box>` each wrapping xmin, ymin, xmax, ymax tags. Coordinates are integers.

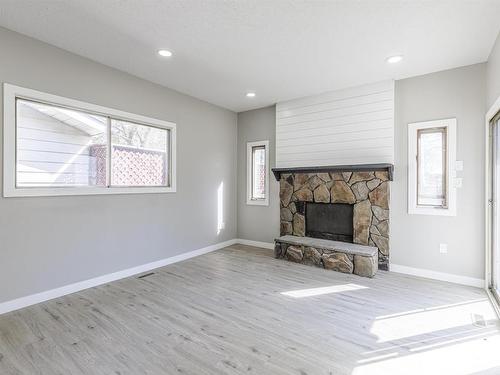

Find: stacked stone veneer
<box><xmin>274</xmin><ymin>240</ymin><xmax>378</xmax><ymax>277</ymax></box>
<box><xmin>279</xmin><ymin>171</ymin><xmax>390</xmax><ymax>269</ymax></box>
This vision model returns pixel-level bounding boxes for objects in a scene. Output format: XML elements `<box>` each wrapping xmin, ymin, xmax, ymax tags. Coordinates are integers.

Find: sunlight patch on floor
<box><xmin>353</xmin><ymin>331</ymin><xmax>500</xmax><ymax>375</ymax></box>
<box><xmin>374</xmin><ymin>298</ymin><xmax>489</xmax><ymax>320</ymax></box>
<box><xmin>280</xmin><ymin>283</ymin><xmax>368</xmax><ymax>298</ymax></box>
<box><xmin>370</xmin><ymin>299</ymin><xmax>497</xmax><ymax>342</ymax></box>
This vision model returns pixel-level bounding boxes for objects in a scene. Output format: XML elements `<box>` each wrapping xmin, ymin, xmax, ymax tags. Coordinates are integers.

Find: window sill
<box><xmin>247</xmin><ymin>198</ymin><xmax>269</xmax><ymax>206</ymax></box>
<box><xmin>3</xmin><ymin>186</ymin><xmax>176</xmax><ymax>198</ymax></box>
<box><xmin>408</xmin><ymin>206</ymin><xmax>456</xmax><ymax>216</ymax></box>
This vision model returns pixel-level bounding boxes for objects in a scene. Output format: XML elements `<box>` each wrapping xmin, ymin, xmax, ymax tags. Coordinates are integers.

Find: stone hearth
<box><xmin>274</xmin><ymin>235</ymin><xmax>379</xmax><ymax>278</ymax></box>
<box><xmin>279</xmin><ymin>170</ymin><xmax>390</xmax><ymax>269</ymax></box>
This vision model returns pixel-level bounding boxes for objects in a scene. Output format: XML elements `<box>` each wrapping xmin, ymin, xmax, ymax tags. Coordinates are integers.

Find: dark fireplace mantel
<box><xmin>271</xmin><ymin>163</ymin><xmax>394</xmax><ymax>181</ymax></box>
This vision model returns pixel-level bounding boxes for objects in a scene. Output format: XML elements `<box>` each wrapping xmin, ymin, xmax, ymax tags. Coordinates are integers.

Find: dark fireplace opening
<box><xmin>306</xmin><ymin>203</ymin><xmax>353</xmax><ymax>243</ymax></box>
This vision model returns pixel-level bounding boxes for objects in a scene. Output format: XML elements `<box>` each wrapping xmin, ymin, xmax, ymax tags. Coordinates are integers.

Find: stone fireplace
<box><xmin>274</xmin><ymin>165</ymin><xmax>392</xmax><ymax>270</ymax></box>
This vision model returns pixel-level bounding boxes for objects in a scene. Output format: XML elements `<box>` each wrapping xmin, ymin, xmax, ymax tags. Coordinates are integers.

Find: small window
<box><xmin>251</xmin><ymin>145</ymin><xmax>266</xmax><ymax>199</ymax></box>
<box><xmin>408</xmin><ymin>119</ymin><xmax>456</xmax><ymax>216</ymax></box>
<box><xmin>417</xmin><ymin>127</ymin><xmax>447</xmax><ymax>207</ymax></box>
<box><xmin>3</xmin><ymin>84</ymin><xmax>176</xmax><ymax>197</ymax></box>
<box><xmin>247</xmin><ymin>140</ymin><xmax>269</xmax><ymax>206</ymax></box>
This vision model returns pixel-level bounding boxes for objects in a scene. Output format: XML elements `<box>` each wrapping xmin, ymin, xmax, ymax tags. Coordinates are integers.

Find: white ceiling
<box><xmin>0</xmin><ymin>0</ymin><xmax>499</xmax><ymax>112</ymax></box>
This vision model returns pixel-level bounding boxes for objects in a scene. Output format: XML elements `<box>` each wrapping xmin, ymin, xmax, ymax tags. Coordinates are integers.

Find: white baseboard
<box><xmin>0</xmin><ymin>238</ymin><xmax>237</xmax><ymax>315</ymax></box>
<box><xmin>235</xmin><ymin>238</ymin><xmax>275</xmax><ymax>250</ymax></box>
<box><xmin>390</xmin><ymin>263</ymin><xmax>485</xmax><ymax>288</ymax></box>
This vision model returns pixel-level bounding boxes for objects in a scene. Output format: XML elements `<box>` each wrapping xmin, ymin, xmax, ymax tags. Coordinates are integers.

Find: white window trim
<box><xmin>408</xmin><ymin>118</ymin><xmax>457</xmax><ymax>216</ymax></box>
<box><xmin>246</xmin><ymin>140</ymin><xmax>269</xmax><ymax>206</ymax></box>
<box><xmin>485</xmin><ymin>94</ymin><xmax>500</xmax><ymax>294</ymax></box>
<box><xmin>3</xmin><ymin>83</ymin><xmax>177</xmax><ymax>197</ymax></box>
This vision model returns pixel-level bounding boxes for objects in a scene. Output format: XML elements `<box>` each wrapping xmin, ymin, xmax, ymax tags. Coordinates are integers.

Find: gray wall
<box><xmin>487</xmin><ymin>31</ymin><xmax>500</xmax><ymax>109</ymax></box>
<box><xmin>392</xmin><ymin>63</ymin><xmax>486</xmax><ymax>279</ymax></box>
<box><xmin>0</xmin><ymin>27</ymin><xmax>237</xmax><ymax>304</ymax></box>
<box><xmin>237</xmin><ymin>106</ymin><xmax>280</xmax><ymax>243</ymax></box>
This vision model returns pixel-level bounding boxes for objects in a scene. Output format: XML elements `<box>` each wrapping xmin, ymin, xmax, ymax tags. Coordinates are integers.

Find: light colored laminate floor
<box><xmin>0</xmin><ymin>244</ymin><xmax>499</xmax><ymax>375</ymax></box>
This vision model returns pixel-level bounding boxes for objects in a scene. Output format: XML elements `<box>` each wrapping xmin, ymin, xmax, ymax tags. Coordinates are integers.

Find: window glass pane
<box><xmin>16</xmin><ymin>99</ymin><xmax>107</xmax><ymax>187</ymax></box>
<box><xmin>417</xmin><ymin>128</ymin><xmax>446</xmax><ymax>207</ymax></box>
<box><xmin>252</xmin><ymin>146</ymin><xmax>266</xmax><ymax>199</ymax></box>
<box><xmin>111</xmin><ymin>119</ymin><xmax>169</xmax><ymax>186</ymax></box>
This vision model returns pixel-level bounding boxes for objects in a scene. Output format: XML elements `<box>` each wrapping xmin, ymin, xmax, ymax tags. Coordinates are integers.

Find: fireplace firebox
<box><xmin>306</xmin><ymin>203</ymin><xmax>353</xmax><ymax>243</ymax></box>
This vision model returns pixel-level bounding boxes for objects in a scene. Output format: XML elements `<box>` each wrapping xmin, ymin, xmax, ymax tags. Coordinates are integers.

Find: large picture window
<box><xmin>3</xmin><ymin>84</ymin><xmax>176</xmax><ymax>197</ymax></box>
<box><xmin>408</xmin><ymin>118</ymin><xmax>456</xmax><ymax>216</ymax></box>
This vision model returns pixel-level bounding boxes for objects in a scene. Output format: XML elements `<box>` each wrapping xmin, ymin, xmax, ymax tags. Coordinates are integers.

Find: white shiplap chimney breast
<box><xmin>275</xmin><ymin>80</ymin><xmax>394</xmax><ymax>168</ymax></box>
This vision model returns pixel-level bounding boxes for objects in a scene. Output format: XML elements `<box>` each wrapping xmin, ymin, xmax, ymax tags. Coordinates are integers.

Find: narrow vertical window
<box><xmin>408</xmin><ymin>119</ymin><xmax>456</xmax><ymax>216</ymax></box>
<box><xmin>252</xmin><ymin>145</ymin><xmax>266</xmax><ymax>200</ymax></box>
<box><xmin>247</xmin><ymin>140</ymin><xmax>269</xmax><ymax>206</ymax></box>
<box><xmin>417</xmin><ymin>127</ymin><xmax>447</xmax><ymax>207</ymax></box>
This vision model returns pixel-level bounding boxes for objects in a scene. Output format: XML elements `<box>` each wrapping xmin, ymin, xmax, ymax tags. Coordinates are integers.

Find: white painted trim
<box><xmin>486</xmin><ymin>288</ymin><xmax>500</xmax><ymax>319</ymax></box>
<box><xmin>246</xmin><ymin>140</ymin><xmax>270</xmax><ymax>206</ymax></box>
<box><xmin>236</xmin><ymin>238</ymin><xmax>274</xmax><ymax>249</ymax></box>
<box><xmin>486</xmin><ymin>94</ymin><xmax>500</xmax><ymax>125</ymax></box>
<box><xmin>407</xmin><ymin>118</ymin><xmax>457</xmax><ymax>216</ymax></box>
<box><xmin>4</xmin><ymin>186</ymin><xmax>175</xmax><ymax>198</ymax></box>
<box><xmin>3</xmin><ymin>83</ymin><xmax>177</xmax><ymax>197</ymax></box>
<box><xmin>390</xmin><ymin>263</ymin><xmax>484</xmax><ymax>288</ymax></box>
<box><xmin>485</xmin><ymin>95</ymin><xmax>500</xmax><ymax>291</ymax></box>
<box><xmin>0</xmin><ymin>239</ymin><xmax>237</xmax><ymax>315</ymax></box>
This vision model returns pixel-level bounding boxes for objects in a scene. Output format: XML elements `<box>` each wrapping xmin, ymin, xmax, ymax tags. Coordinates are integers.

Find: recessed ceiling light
<box><xmin>158</xmin><ymin>49</ymin><xmax>173</xmax><ymax>57</ymax></box>
<box><xmin>386</xmin><ymin>55</ymin><xmax>403</xmax><ymax>64</ymax></box>
<box><xmin>246</xmin><ymin>92</ymin><xmax>256</xmax><ymax>98</ymax></box>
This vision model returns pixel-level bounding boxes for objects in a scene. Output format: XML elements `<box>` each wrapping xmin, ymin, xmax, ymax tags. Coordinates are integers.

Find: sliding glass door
<box><xmin>491</xmin><ymin>115</ymin><xmax>500</xmax><ymax>303</ymax></box>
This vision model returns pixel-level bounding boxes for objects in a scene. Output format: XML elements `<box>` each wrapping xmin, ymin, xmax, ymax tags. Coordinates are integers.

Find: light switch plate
<box><xmin>440</xmin><ymin>244</ymin><xmax>448</xmax><ymax>254</ymax></box>
<box><xmin>456</xmin><ymin>160</ymin><xmax>464</xmax><ymax>171</ymax></box>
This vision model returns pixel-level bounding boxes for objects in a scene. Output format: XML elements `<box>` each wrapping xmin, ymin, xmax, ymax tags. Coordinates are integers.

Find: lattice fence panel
<box><xmin>89</xmin><ymin>144</ymin><xmax>167</xmax><ymax>186</ymax></box>
<box><xmin>112</xmin><ymin>145</ymin><xmax>166</xmax><ymax>186</ymax></box>
<box><xmin>89</xmin><ymin>145</ymin><xmax>106</xmax><ymax>186</ymax></box>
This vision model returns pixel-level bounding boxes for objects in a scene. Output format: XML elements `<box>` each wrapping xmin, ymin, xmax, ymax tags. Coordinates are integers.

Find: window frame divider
<box><xmin>106</xmin><ymin>116</ymin><xmax>112</xmax><ymax>188</ymax></box>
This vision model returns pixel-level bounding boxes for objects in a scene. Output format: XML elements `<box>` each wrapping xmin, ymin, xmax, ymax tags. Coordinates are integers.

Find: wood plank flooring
<box><xmin>0</xmin><ymin>244</ymin><xmax>499</xmax><ymax>375</ymax></box>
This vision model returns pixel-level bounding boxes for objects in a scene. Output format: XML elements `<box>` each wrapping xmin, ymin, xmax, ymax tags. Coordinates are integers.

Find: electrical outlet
<box><xmin>439</xmin><ymin>244</ymin><xmax>448</xmax><ymax>254</ymax></box>
<box><xmin>454</xmin><ymin>178</ymin><xmax>463</xmax><ymax>188</ymax></box>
